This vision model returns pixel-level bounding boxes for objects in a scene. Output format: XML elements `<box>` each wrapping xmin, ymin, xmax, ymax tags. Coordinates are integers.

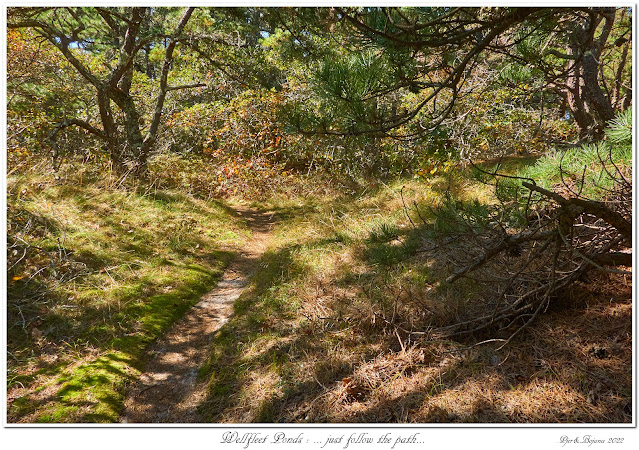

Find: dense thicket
<box><xmin>296</xmin><ymin>8</ymin><xmax>631</xmax><ymax>141</ymax></box>
<box><xmin>7</xmin><ymin>7</ymin><xmax>631</xmax><ymax>179</ymax></box>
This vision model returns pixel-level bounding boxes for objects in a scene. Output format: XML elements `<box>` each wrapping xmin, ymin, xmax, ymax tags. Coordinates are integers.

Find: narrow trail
<box><xmin>120</xmin><ymin>207</ymin><xmax>274</xmax><ymax>423</ymax></box>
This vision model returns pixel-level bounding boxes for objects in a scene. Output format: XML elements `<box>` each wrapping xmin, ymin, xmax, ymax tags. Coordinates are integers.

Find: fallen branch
<box><xmin>522</xmin><ymin>181</ymin><xmax>631</xmax><ymax>242</ymax></box>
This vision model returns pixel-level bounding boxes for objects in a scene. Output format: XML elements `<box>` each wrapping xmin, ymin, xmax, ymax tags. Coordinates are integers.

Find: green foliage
<box><xmin>315</xmin><ymin>49</ymin><xmax>390</xmax><ymax>106</ymax></box>
<box><xmin>432</xmin><ymin>198</ymin><xmax>504</xmax><ymax>234</ymax></box>
<box><xmin>606</xmin><ymin>108</ymin><xmax>632</xmax><ymax>144</ymax></box>
<box><xmin>516</xmin><ymin>109</ymin><xmax>632</xmax><ymax>200</ymax></box>
<box><xmin>499</xmin><ymin>63</ymin><xmax>533</xmax><ymax>85</ymax></box>
<box><xmin>368</xmin><ymin>221</ymin><xmax>400</xmax><ymax>243</ymax></box>
<box><xmin>6</xmin><ymin>28</ymin><xmax>98</xmax><ymax>166</ymax></box>
<box><xmin>8</xmin><ymin>7</ymin><xmax>632</xmax><ymax>182</ymax></box>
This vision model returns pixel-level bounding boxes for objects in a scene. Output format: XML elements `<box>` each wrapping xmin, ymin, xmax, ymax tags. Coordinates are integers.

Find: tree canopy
<box><xmin>7</xmin><ymin>6</ymin><xmax>631</xmax><ymax>175</ymax></box>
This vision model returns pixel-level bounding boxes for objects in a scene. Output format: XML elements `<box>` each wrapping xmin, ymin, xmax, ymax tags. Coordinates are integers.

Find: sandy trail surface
<box><xmin>120</xmin><ymin>207</ymin><xmax>274</xmax><ymax>423</ymax></box>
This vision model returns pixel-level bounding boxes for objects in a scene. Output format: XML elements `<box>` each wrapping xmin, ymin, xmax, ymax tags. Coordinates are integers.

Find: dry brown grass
<box><xmin>198</xmin><ymin>176</ymin><xmax>632</xmax><ymax>424</ymax></box>
<box><xmin>280</xmin><ymin>271</ymin><xmax>631</xmax><ymax>424</ymax></box>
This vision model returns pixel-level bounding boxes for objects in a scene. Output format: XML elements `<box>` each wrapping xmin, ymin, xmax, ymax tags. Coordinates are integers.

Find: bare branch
<box><xmin>47</xmin><ymin>118</ymin><xmax>106</xmax><ymax>141</ymax></box>
<box><xmin>166</xmin><ymin>83</ymin><xmax>207</xmax><ymax>92</ymax></box>
<box><xmin>522</xmin><ymin>181</ymin><xmax>631</xmax><ymax>241</ymax></box>
<box><xmin>144</xmin><ymin>7</ymin><xmax>195</xmax><ymax>150</ymax></box>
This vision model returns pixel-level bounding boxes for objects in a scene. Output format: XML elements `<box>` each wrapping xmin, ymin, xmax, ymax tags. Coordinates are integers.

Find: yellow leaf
<box><xmin>12</xmin><ymin>275</ymin><xmax>26</xmax><ymax>281</ymax></box>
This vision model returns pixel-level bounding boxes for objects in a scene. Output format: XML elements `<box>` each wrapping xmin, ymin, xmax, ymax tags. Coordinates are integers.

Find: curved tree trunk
<box><xmin>8</xmin><ymin>7</ymin><xmax>197</xmax><ymax>178</ymax></box>
<box><xmin>565</xmin><ymin>8</ymin><xmax>618</xmax><ymax>139</ymax></box>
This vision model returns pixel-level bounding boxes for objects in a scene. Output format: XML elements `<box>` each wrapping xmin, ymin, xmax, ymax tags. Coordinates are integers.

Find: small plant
<box><xmin>368</xmin><ymin>221</ymin><xmax>400</xmax><ymax>243</ymax></box>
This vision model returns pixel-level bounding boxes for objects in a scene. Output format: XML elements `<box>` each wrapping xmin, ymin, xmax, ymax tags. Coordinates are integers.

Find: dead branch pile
<box><xmin>426</xmin><ymin>153</ymin><xmax>631</xmax><ymax>347</ymax></box>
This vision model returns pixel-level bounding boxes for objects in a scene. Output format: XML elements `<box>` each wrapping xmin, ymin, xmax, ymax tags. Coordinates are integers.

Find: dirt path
<box><xmin>120</xmin><ymin>207</ymin><xmax>274</xmax><ymax>423</ymax></box>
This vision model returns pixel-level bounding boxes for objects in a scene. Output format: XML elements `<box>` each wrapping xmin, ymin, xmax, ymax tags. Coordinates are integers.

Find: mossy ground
<box><xmin>7</xmin><ymin>166</ymin><xmax>250</xmax><ymax>422</ymax></box>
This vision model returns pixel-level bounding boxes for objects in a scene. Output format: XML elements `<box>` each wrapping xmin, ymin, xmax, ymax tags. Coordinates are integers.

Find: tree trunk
<box><xmin>565</xmin><ymin>9</ymin><xmax>617</xmax><ymax>139</ymax></box>
<box><xmin>96</xmin><ymin>89</ymin><xmax>125</xmax><ymax>172</ymax></box>
<box><xmin>565</xmin><ymin>47</ymin><xmax>593</xmax><ymax>137</ymax></box>
<box><xmin>580</xmin><ymin>9</ymin><xmax>616</xmax><ymax>135</ymax></box>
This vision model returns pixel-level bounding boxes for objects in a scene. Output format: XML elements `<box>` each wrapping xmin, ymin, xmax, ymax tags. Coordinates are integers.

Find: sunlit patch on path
<box><xmin>120</xmin><ymin>208</ymin><xmax>274</xmax><ymax>423</ymax></box>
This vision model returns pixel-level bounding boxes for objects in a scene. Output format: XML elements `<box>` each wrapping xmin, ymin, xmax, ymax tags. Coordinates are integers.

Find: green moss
<box><xmin>7</xmin><ymin>172</ymin><xmax>250</xmax><ymax>423</ymax></box>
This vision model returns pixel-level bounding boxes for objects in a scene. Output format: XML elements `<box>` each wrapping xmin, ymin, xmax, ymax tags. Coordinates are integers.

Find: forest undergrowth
<box><xmin>197</xmin><ymin>160</ymin><xmax>631</xmax><ymax>423</ymax></box>
<box><xmin>6</xmin><ymin>6</ymin><xmax>633</xmax><ymax>426</ymax></box>
<box><xmin>6</xmin><ymin>141</ymin><xmax>632</xmax><ymax>423</ymax></box>
<box><xmin>6</xmin><ymin>162</ymin><xmax>251</xmax><ymax>422</ymax></box>
<box><xmin>6</xmin><ymin>143</ymin><xmax>633</xmax><ymax>424</ymax></box>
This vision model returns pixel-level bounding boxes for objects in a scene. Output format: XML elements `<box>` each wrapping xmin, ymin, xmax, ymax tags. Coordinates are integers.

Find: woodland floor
<box><xmin>120</xmin><ymin>207</ymin><xmax>275</xmax><ymax>423</ymax></box>
<box><xmin>6</xmin><ymin>173</ymin><xmax>632</xmax><ymax>424</ymax></box>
